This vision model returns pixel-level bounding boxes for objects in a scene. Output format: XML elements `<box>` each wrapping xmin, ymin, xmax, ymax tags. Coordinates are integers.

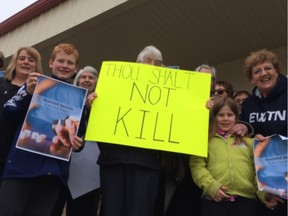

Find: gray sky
<box><xmin>0</xmin><ymin>0</ymin><xmax>38</xmax><ymax>23</ymax></box>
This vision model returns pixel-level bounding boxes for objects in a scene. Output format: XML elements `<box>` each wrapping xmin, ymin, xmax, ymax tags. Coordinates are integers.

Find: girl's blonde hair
<box><xmin>5</xmin><ymin>46</ymin><xmax>43</xmax><ymax>81</ymax></box>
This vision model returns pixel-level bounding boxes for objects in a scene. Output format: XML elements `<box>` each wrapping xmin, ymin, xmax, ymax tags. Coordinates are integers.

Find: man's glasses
<box><xmin>214</xmin><ymin>89</ymin><xmax>226</xmax><ymax>95</ymax></box>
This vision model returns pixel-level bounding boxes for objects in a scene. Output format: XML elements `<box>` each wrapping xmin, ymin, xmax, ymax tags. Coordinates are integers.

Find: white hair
<box><xmin>73</xmin><ymin>66</ymin><xmax>98</xmax><ymax>86</ymax></box>
<box><xmin>194</xmin><ymin>64</ymin><xmax>216</xmax><ymax>78</ymax></box>
<box><xmin>136</xmin><ymin>45</ymin><xmax>163</xmax><ymax>63</ymax></box>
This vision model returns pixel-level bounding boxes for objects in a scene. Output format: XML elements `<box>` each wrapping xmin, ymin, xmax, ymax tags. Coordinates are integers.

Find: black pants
<box><xmin>0</xmin><ymin>176</ymin><xmax>61</xmax><ymax>216</ymax></box>
<box><xmin>51</xmin><ymin>183</ymin><xmax>68</xmax><ymax>216</ymax></box>
<box><xmin>202</xmin><ymin>196</ymin><xmax>258</xmax><ymax>216</ymax></box>
<box><xmin>100</xmin><ymin>164</ymin><xmax>160</xmax><ymax>216</ymax></box>
<box><xmin>165</xmin><ymin>170</ymin><xmax>202</xmax><ymax>216</ymax></box>
<box><xmin>256</xmin><ymin>198</ymin><xmax>287</xmax><ymax>216</ymax></box>
<box><xmin>66</xmin><ymin>188</ymin><xmax>101</xmax><ymax>216</ymax></box>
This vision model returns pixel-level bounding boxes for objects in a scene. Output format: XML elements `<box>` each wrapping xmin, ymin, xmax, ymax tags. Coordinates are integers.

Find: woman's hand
<box><xmin>264</xmin><ymin>193</ymin><xmax>284</xmax><ymax>210</ymax></box>
<box><xmin>206</xmin><ymin>97</ymin><xmax>215</xmax><ymax>110</ymax></box>
<box><xmin>26</xmin><ymin>72</ymin><xmax>42</xmax><ymax>95</ymax></box>
<box><xmin>228</xmin><ymin>123</ymin><xmax>248</xmax><ymax>136</ymax></box>
<box><xmin>86</xmin><ymin>92</ymin><xmax>97</xmax><ymax>108</ymax></box>
<box><xmin>254</xmin><ymin>134</ymin><xmax>266</xmax><ymax>141</ymax></box>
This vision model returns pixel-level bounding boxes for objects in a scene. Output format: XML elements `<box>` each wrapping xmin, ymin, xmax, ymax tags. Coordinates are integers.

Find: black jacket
<box><xmin>97</xmin><ymin>143</ymin><xmax>162</xmax><ymax>170</ymax></box>
<box><xmin>0</xmin><ymin>78</ymin><xmax>21</xmax><ymax>172</ymax></box>
<box><xmin>240</xmin><ymin>74</ymin><xmax>287</xmax><ymax>137</ymax></box>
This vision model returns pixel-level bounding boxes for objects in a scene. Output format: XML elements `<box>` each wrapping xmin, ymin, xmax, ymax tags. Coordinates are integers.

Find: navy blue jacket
<box><xmin>2</xmin><ymin>84</ymin><xmax>70</xmax><ymax>183</ymax></box>
<box><xmin>240</xmin><ymin>74</ymin><xmax>287</xmax><ymax>137</ymax></box>
<box><xmin>2</xmin><ymin>76</ymin><xmax>86</xmax><ymax>184</ymax></box>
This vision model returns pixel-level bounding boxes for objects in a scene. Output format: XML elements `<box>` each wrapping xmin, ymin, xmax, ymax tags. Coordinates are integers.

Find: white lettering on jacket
<box><xmin>249</xmin><ymin>110</ymin><xmax>286</xmax><ymax>123</ymax></box>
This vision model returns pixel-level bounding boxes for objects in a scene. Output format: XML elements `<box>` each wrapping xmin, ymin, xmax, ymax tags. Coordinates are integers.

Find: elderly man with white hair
<box><xmin>98</xmin><ymin>45</ymin><xmax>164</xmax><ymax>216</ymax></box>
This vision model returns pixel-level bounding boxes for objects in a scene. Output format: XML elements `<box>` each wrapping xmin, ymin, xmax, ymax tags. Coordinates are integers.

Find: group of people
<box><xmin>0</xmin><ymin>44</ymin><xmax>286</xmax><ymax>216</ymax></box>
<box><xmin>192</xmin><ymin>50</ymin><xmax>287</xmax><ymax>216</ymax></box>
<box><xmin>0</xmin><ymin>44</ymin><xmax>98</xmax><ymax>216</ymax></box>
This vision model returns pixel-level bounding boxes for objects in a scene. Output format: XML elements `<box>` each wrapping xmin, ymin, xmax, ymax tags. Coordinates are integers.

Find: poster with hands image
<box><xmin>16</xmin><ymin>75</ymin><xmax>87</xmax><ymax>161</ymax></box>
<box><xmin>253</xmin><ymin>134</ymin><xmax>288</xmax><ymax>199</ymax></box>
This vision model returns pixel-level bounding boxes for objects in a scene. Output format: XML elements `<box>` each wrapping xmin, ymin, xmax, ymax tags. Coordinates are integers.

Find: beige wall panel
<box><xmin>0</xmin><ymin>0</ymin><xmax>128</xmax><ymax>56</ymax></box>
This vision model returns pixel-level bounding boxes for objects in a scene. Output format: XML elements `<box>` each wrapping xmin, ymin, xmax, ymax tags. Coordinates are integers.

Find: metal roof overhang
<box><xmin>0</xmin><ymin>0</ymin><xmax>286</xmax><ymax>89</ymax></box>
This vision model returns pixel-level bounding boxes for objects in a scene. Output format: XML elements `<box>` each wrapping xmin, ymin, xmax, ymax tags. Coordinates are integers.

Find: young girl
<box><xmin>189</xmin><ymin>97</ymin><xmax>274</xmax><ymax>216</ymax></box>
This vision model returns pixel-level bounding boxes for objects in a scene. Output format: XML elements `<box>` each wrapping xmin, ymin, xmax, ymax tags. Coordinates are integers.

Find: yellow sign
<box><xmin>86</xmin><ymin>61</ymin><xmax>211</xmax><ymax>157</ymax></box>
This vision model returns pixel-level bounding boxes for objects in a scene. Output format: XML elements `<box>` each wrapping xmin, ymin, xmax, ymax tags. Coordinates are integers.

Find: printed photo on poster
<box><xmin>253</xmin><ymin>134</ymin><xmax>288</xmax><ymax>199</ymax></box>
<box><xmin>16</xmin><ymin>75</ymin><xmax>87</xmax><ymax>161</ymax></box>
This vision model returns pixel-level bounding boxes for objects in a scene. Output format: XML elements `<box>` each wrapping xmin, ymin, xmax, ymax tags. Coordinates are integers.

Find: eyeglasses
<box><xmin>214</xmin><ymin>89</ymin><xmax>226</xmax><ymax>95</ymax></box>
<box><xmin>252</xmin><ymin>65</ymin><xmax>274</xmax><ymax>76</ymax></box>
<box><xmin>142</xmin><ymin>57</ymin><xmax>162</xmax><ymax>66</ymax></box>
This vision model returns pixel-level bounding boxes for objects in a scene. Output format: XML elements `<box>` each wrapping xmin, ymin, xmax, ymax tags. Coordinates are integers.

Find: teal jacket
<box><xmin>189</xmin><ymin>134</ymin><xmax>258</xmax><ymax>200</ymax></box>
